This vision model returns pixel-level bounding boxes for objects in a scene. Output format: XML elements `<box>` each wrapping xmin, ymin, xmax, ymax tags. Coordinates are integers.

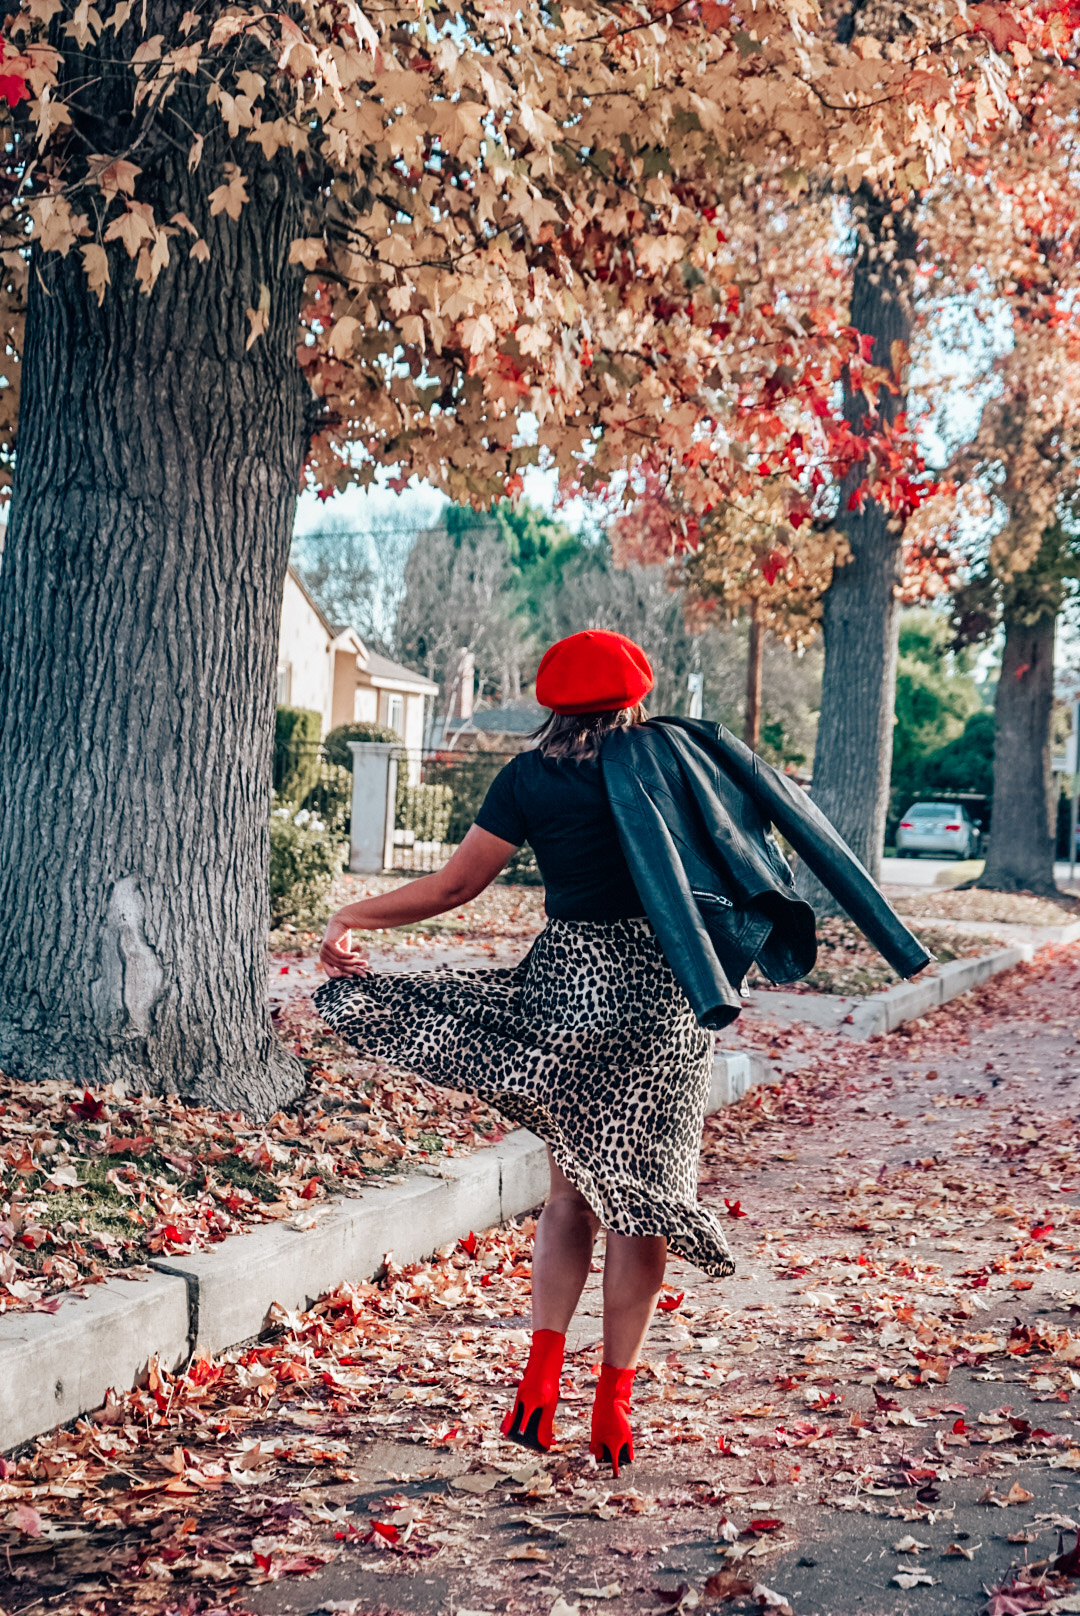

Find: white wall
<box><xmin>402</xmin><ymin>692</ymin><xmax>426</xmax><ymax>753</ymax></box>
<box><xmin>278</xmin><ymin>573</ymin><xmax>332</xmax><ymax>731</ymax></box>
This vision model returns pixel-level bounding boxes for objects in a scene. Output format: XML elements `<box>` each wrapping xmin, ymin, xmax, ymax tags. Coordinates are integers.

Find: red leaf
<box><xmin>71</xmin><ymin>1090</ymin><xmax>106</xmax><ymax>1122</ymax></box>
<box><xmin>9</xmin><ymin>1504</ymin><xmax>42</xmax><ymax>1537</ymax></box>
<box><xmin>370</xmin><ymin>1520</ymin><xmax>400</xmax><ymax>1542</ymax></box>
<box><xmin>724</xmin><ymin>1198</ymin><xmax>748</xmax><ymax>1219</ymax></box>
<box><xmin>0</xmin><ymin>72</ymin><xmax>29</xmax><ymax>108</ymax></box>
<box><xmin>746</xmin><ymin>1517</ymin><xmax>784</xmax><ymax>1534</ymax></box>
<box><xmin>969</xmin><ymin>2</ymin><xmax>1029</xmax><ymax>55</ymax></box>
<box><xmin>300</xmin><ymin>1178</ymin><xmax>321</xmax><ymax>1200</ymax></box>
<box><xmin>458</xmin><ymin>1232</ymin><xmax>478</xmax><ymax>1257</ymax></box>
<box><xmin>656</xmin><ymin>1291</ymin><xmax>684</xmax><ymax>1312</ymax></box>
<box><xmin>761</xmin><ymin>549</ymin><xmax>787</xmax><ymax>586</ymax></box>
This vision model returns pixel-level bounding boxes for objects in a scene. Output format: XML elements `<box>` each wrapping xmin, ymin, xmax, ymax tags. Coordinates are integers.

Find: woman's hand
<box><xmin>319</xmin><ymin>913</ymin><xmax>370</xmax><ymax>979</ymax></box>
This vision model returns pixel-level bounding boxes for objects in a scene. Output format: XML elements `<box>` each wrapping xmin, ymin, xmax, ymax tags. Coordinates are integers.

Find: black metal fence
<box><xmin>272</xmin><ymin>740</ymin><xmax>541</xmax><ymax>880</ymax></box>
<box><xmin>272</xmin><ymin>741</ymin><xmax>351</xmax><ymax>834</ymax></box>
<box><xmin>391</xmin><ymin>748</ymin><xmax>526</xmax><ymax>875</ymax></box>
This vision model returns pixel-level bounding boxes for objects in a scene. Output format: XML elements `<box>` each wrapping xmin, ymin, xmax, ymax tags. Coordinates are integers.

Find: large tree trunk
<box><xmin>0</xmin><ymin>142</ymin><xmax>312</xmax><ymax>1112</ymax></box>
<box><xmin>978</xmin><ymin>609</ymin><xmax>1058</xmax><ymax>894</ymax></box>
<box><xmin>800</xmin><ymin>189</ymin><xmax>915</xmax><ymax>906</ymax></box>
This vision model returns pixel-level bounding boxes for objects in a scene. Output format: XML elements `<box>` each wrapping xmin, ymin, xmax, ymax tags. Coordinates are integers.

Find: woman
<box><xmin>316</xmin><ymin>629</ymin><xmax>729</xmax><ymax>1475</ymax></box>
<box><xmin>314</xmin><ymin>629</ymin><xmax>927</xmax><ymax>1474</ymax></box>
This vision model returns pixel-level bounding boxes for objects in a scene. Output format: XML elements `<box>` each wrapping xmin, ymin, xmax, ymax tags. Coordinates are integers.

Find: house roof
<box><xmin>361</xmin><ymin>649</ymin><xmax>439</xmax><ymax>694</ymax></box>
<box><xmin>286</xmin><ymin>566</ymin><xmax>435</xmax><ymax>691</ymax></box>
<box><xmin>449</xmin><ymin>700</ymin><xmax>544</xmax><ymax>735</ymax></box>
<box><xmin>286</xmin><ymin>565</ymin><xmax>365</xmax><ymax>651</ymax></box>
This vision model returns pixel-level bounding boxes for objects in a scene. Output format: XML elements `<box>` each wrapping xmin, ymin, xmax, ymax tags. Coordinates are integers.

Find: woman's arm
<box><xmin>319</xmin><ymin>825</ymin><xmax>519</xmax><ymax>978</ymax></box>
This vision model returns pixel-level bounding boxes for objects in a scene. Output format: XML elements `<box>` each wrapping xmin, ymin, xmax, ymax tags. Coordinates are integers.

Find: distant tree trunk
<box><xmin>744</xmin><ymin>608</ymin><xmax>764</xmax><ymax>750</ymax></box>
<box><xmin>978</xmin><ymin>609</ymin><xmax>1058</xmax><ymax>894</ymax></box>
<box><xmin>0</xmin><ymin>146</ymin><xmax>312</xmax><ymax>1112</ymax></box>
<box><xmin>800</xmin><ymin>188</ymin><xmax>915</xmax><ymax>908</ymax></box>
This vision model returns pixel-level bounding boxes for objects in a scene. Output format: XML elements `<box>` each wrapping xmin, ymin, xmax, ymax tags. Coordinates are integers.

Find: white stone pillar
<box><xmin>348</xmin><ymin>742</ymin><xmax>398</xmax><ymax>874</ymax></box>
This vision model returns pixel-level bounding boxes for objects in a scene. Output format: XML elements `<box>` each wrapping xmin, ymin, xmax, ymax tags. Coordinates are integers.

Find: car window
<box><xmin>907</xmin><ymin>803</ymin><xmax>957</xmax><ymax>817</ymax></box>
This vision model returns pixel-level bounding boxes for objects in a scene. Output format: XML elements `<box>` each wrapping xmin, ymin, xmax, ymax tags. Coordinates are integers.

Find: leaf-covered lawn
<box><xmin>5</xmin><ymin>948</ymin><xmax>1080</xmax><ymax>1614</ymax></box>
<box><xmin>0</xmin><ymin>999</ymin><xmax>507</xmax><ymax>1313</ymax></box>
<box><xmin>891</xmin><ymin>888</ymin><xmax>1080</xmax><ymax>928</ymax></box>
<box><xmin>0</xmin><ymin>880</ymin><xmax>1013</xmax><ymax>1316</ymax></box>
<box><xmin>749</xmin><ymin>917</ymin><xmax>984</xmax><ymax>998</ymax></box>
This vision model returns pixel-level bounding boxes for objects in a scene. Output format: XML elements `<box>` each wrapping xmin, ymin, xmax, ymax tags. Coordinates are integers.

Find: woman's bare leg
<box><xmin>602</xmin><ymin>1232</ymin><xmax>667</xmax><ymax>1367</ymax></box>
<box><xmin>530</xmin><ymin>1149</ymin><xmax>601</xmax><ymax>1334</ymax></box>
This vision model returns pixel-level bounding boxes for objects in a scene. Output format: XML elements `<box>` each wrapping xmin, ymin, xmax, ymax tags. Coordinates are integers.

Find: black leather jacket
<box><xmin>601</xmin><ymin>717</ymin><xmax>932</xmax><ymax>1029</ymax></box>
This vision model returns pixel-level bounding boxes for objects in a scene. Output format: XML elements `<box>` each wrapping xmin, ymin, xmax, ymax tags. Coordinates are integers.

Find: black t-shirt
<box><xmin>474</xmin><ymin>749</ymin><xmax>644</xmax><ymax>921</ymax></box>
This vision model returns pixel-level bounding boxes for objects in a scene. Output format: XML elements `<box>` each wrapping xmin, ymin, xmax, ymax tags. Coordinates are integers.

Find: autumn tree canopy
<box><xmin>0</xmin><ymin>0</ymin><xmax>1075</xmax><ymax>503</ymax></box>
<box><xmin>1</xmin><ymin>0</ymin><xmax>1078</xmax><ymax>1109</ymax></box>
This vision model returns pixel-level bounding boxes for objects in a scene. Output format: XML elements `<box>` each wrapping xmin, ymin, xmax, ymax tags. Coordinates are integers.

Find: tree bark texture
<box><xmin>0</xmin><ymin>133</ymin><xmax>312</xmax><ymax>1111</ymax></box>
<box><xmin>800</xmin><ymin>190</ymin><xmax>915</xmax><ymax>909</ymax></box>
<box><xmin>978</xmin><ymin>610</ymin><xmax>1058</xmax><ymax>894</ymax></box>
<box><xmin>744</xmin><ymin>609</ymin><xmax>763</xmax><ymax>750</ymax></box>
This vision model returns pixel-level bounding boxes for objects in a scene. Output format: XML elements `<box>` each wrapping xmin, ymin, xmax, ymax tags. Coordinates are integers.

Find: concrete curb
<box><xmin>843</xmin><ymin>944</ymin><xmax>1028</xmax><ymax>1039</ymax></box>
<box><xmin>0</xmin><ymin>939</ymin><xmax>1036</xmax><ymax>1452</ymax></box>
<box><xmin>0</xmin><ymin>1052</ymin><xmax>766</xmax><ymax>1453</ymax></box>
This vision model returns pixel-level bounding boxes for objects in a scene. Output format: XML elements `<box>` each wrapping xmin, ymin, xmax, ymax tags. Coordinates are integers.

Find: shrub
<box><xmin>324</xmin><ymin>721</ymin><xmax>400</xmax><ymax>772</ymax></box>
<box><xmin>396</xmin><ymin>781</ymin><xmax>454</xmax><ymax>843</ymax></box>
<box><xmin>274</xmin><ymin>706</ymin><xmax>323</xmax><ymax>806</ymax></box>
<box><xmin>424</xmin><ymin>754</ymin><xmax>509</xmax><ymax>844</ymax></box>
<box><xmin>268</xmin><ymin>804</ymin><xmax>344</xmax><ymax>927</ymax></box>
<box><xmin>302</xmin><ymin>762</ymin><xmax>352</xmax><ymax>836</ymax></box>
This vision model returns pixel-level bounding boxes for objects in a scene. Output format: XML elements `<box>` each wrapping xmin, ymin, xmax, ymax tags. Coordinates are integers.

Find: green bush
<box><xmin>274</xmin><ymin>706</ymin><xmax>323</xmax><ymax>806</ymax></box>
<box><xmin>324</xmin><ymin>721</ymin><xmax>401</xmax><ymax>772</ymax></box>
<box><xmin>395</xmin><ymin>781</ymin><xmax>454</xmax><ymax>843</ymax></box>
<box><xmin>302</xmin><ymin>762</ymin><xmax>352</xmax><ymax>836</ymax></box>
<box><xmin>268</xmin><ymin>804</ymin><xmax>344</xmax><ymax>927</ymax></box>
<box><xmin>424</xmin><ymin>755</ymin><xmax>509</xmax><ymax>844</ymax></box>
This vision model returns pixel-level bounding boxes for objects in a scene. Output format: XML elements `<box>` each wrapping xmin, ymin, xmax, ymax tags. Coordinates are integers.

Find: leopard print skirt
<box><xmin>313</xmin><ymin>917</ymin><xmax>735</xmax><ymax>1279</ymax></box>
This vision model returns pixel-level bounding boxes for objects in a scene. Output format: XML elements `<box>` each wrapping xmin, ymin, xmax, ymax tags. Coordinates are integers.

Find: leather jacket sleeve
<box><xmin>661</xmin><ymin>719</ymin><xmax>932</xmax><ymax>981</ymax></box>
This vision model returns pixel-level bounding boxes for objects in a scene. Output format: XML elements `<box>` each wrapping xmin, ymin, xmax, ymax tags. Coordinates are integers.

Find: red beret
<box><xmin>535</xmin><ymin>630</ymin><xmax>654</xmax><ymax>715</ymax></box>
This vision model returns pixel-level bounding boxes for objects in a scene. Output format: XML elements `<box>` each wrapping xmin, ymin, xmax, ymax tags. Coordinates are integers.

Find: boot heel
<box><xmin>590</xmin><ymin>1363</ymin><xmax>636</xmax><ymax>1478</ymax></box>
<box><xmin>500</xmin><ymin>1328</ymin><xmax>565</xmax><ymax>1454</ymax></box>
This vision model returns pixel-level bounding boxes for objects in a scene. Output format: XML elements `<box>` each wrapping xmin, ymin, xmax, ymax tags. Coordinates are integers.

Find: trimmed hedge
<box><xmin>274</xmin><ymin>706</ymin><xmax>323</xmax><ymax>806</ymax></box>
<box><xmin>424</xmin><ymin>754</ymin><xmax>508</xmax><ymax>844</ymax></box>
<box><xmin>501</xmin><ymin>844</ymin><xmax>543</xmax><ymax>886</ymax></box>
<box><xmin>302</xmin><ymin>762</ymin><xmax>352</xmax><ymax>836</ymax></box>
<box><xmin>324</xmin><ymin>721</ymin><xmax>401</xmax><ymax>772</ymax></box>
<box><xmin>396</xmin><ymin>781</ymin><xmax>453</xmax><ymax>843</ymax></box>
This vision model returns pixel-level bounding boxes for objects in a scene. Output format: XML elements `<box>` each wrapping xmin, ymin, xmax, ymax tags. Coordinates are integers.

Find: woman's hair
<box><xmin>532</xmin><ymin>703</ymin><xmax>649</xmax><ymax>761</ymax></box>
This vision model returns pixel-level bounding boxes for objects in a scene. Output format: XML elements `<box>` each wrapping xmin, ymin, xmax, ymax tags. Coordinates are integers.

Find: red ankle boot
<box><xmin>501</xmin><ymin>1328</ymin><xmax>565</xmax><ymax>1452</ymax></box>
<box><xmin>590</xmin><ymin>1363</ymin><xmax>635</xmax><ymax>1477</ymax></box>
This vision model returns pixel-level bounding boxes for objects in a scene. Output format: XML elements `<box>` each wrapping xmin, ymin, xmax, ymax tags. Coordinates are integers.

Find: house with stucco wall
<box><xmin>277</xmin><ymin>567</ymin><xmax>438</xmax><ymax>760</ymax></box>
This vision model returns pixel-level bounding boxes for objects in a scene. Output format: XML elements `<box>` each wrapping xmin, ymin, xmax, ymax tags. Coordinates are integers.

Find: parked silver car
<box><xmin>896</xmin><ymin>801</ymin><xmax>981</xmax><ymax>859</ymax></box>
